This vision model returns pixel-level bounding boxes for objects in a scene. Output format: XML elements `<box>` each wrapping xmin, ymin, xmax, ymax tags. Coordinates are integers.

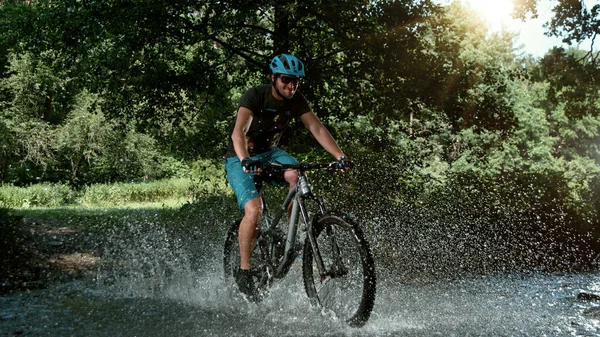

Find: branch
<box><xmin>590</xmin><ymin>31</ymin><xmax>598</xmax><ymax>65</ymax></box>
<box><xmin>576</xmin><ymin>31</ymin><xmax>599</xmax><ymax>65</ymax></box>
<box><xmin>205</xmin><ymin>22</ymin><xmax>273</xmax><ymax>36</ymax></box>
<box><xmin>182</xmin><ymin>19</ymin><xmax>269</xmax><ymax>70</ymax></box>
<box><xmin>206</xmin><ymin>34</ymin><xmax>266</xmax><ymax>70</ymax></box>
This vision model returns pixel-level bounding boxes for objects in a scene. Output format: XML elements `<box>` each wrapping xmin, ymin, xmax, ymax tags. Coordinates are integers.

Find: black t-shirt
<box><xmin>225</xmin><ymin>84</ymin><xmax>311</xmax><ymax>158</ymax></box>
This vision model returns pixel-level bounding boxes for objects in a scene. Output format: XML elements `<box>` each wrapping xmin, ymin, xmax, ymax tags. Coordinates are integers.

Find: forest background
<box><xmin>1</xmin><ymin>0</ymin><xmax>600</xmax><ymax>271</ymax></box>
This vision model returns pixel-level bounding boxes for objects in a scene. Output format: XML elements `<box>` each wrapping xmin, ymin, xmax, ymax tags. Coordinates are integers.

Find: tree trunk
<box><xmin>273</xmin><ymin>1</ymin><xmax>291</xmax><ymax>55</ymax></box>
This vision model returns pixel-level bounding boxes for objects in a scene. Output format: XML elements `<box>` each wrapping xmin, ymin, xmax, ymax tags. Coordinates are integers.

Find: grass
<box><xmin>1</xmin><ymin>174</ymin><xmax>236</xmax><ymax>230</ymax></box>
<box><xmin>3</xmin><ymin>175</ymin><xmax>238</xmax><ymax>246</ymax></box>
<box><xmin>11</xmin><ymin>195</ymin><xmax>237</xmax><ymax>229</ymax></box>
<box><xmin>0</xmin><ymin>176</ymin><xmax>231</xmax><ymax>209</ymax></box>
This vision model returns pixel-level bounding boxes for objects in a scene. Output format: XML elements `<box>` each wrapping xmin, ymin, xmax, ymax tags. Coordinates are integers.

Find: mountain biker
<box><xmin>224</xmin><ymin>53</ymin><xmax>353</xmax><ymax>300</ymax></box>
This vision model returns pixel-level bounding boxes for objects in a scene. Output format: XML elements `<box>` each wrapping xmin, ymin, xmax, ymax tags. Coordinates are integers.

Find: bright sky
<box><xmin>460</xmin><ymin>0</ymin><xmax>600</xmax><ymax>57</ymax></box>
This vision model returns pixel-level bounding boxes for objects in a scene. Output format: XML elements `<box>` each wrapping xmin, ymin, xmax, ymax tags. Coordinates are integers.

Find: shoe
<box><xmin>235</xmin><ymin>268</ymin><xmax>261</xmax><ymax>303</ymax></box>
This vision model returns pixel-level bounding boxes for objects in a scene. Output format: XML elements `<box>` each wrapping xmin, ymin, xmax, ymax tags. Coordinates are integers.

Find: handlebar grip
<box><xmin>327</xmin><ymin>161</ymin><xmax>339</xmax><ymax>172</ymax></box>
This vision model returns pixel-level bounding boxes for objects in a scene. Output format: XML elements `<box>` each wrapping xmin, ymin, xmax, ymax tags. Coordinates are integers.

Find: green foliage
<box><xmin>0</xmin><ymin>118</ymin><xmax>16</xmax><ymax>182</ymax></box>
<box><xmin>89</xmin><ymin>128</ymin><xmax>167</xmax><ymax>183</ymax></box>
<box><xmin>1</xmin><ymin>51</ymin><xmax>74</xmax><ymax>124</ymax></box>
<box><xmin>0</xmin><ymin>0</ymin><xmax>599</xmax><ymax>259</ymax></box>
<box><xmin>189</xmin><ymin>159</ymin><xmax>230</xmax><ymax>199</ymax></box>
<box><xmin>0</xmin><ymin>80</ymin><xmax>191</xmax><ymax>185</ymax></box>
<box><xmin>52</xmin><ymin>90</ymin><xmax>114</xmax><ymax>184</ymax></box>
<box><xmin>0</xmin><ymin>167</ymin><xmax>229</xmax><ymax>208</ymax></box>
<box><xmin>0</xmin><ymin>183</ymin><xmax>78</xmax><ymax>208</ymax></box>
<box><xmin>538</xmin><ymin>48</ymin><xmax>600</xmax><ymax>119</ymax></box>
<box><xmin>79</xmin><ymin>160</ymin><xmax>228</xmax><ymax>207</ymax></box>
<box><xmin>80</xmin><ymin>178</ymin><xmax>193</xmax><ymax>206</ymax></box>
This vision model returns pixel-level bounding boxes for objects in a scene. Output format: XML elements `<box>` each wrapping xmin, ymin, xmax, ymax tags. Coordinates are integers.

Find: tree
<box><xmin>513</xmin><ymin>0</ymin><xmax>600</xmax><ymax>62</ymax></box>
<box><xmin>533</xmin><ymin>48</ymin><xmax>600</xmax><ymax>168</ymax></box>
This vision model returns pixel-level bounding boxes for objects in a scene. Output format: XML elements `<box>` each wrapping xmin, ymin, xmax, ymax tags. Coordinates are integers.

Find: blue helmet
<box><xmin>269</xmin><ymin>54</ymin><xmax>305</xmax><ymax>77</ymax></box>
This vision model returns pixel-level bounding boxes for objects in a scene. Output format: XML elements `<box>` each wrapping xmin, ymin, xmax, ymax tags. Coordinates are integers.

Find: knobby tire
<box><xmin>223</xmin><ymin>219</ymin><xmax>272</xmax><ymax>294</ymax></box>
<box><xmin>302</xmin><ymin>212</ymin><xmax>376</xmax><ymax>328</ymax></box>
<box><xmin>223</xmin><ymin>219</ymin><xmax>241</xmax><ymax>279</ymax></box>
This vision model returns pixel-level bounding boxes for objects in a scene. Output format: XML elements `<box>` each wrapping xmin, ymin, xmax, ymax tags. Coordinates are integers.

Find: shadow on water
<box><xmin>3</xmin><ymin>202</ymin><xmax>600</xmax><ymax>336</ymax></box>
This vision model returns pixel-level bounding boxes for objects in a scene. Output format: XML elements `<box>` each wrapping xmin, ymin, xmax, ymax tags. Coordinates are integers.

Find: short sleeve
<box><xmin>238</xmin><ymin>87</ymin><xmax>261</xmax><ymax>114</ymax></box>
<box><xmin>293</xmin><ymin>92</ymin><xmax>312</xmax><ymax>118</ymax></box>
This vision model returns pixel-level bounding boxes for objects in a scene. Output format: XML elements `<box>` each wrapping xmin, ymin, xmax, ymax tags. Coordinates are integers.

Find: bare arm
<box><xmin>231</xmin><ymin>106</ymin><xmax>254</xmax><ymax>161</ymax></box>
<box><xmin>300</xmin><ymin>111</ymin><xmax>345</xmax><ymax>159</ymax></box>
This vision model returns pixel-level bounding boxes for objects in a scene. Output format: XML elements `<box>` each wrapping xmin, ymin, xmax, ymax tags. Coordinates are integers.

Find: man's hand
<box><xmin>241</xmin><ymin>157</ymin><xmax>262</xmax><ymax>173</ymax></box>
<box><xmin>337</xmin><ymin>156</ymin><xmax>354</xmax><ymax>172</ymax></box>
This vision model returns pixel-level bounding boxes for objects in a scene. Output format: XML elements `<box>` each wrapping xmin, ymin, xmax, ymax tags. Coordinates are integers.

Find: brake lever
<box><xmin>327</xmin><ymin>161</ymin><xmax>339</xmax><ymax>172</ymax></box>
<box><xmin>270</xmin><ymin>162</ymin><xmax>283</xmax><ymax>170</ymax></box>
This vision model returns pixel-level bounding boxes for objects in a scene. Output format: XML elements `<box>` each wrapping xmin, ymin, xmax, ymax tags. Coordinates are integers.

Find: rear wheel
<box><xmin>302</xmin><ymin>213</ymin><xmax>376</xmax><ymax>327</ymax></box>
<box><xmin>223</xmin><ymin>219</ymin><xmax>272</xmax><ymax>295</ymax></box>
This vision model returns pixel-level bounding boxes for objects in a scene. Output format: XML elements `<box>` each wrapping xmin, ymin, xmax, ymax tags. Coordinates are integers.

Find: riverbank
<box><xmin>2</xmin><ymin>196</ymin><xmax>599</xmax><ymax>295</ymax></box>
<box><xmin>1</xmin><ymin>212</ymin><xmax>103</xmax><ymax>293</ymax></box>
<box><xmin>0</xmin><ymin>198</ymin><xmax>236</xmax><ymax>294</ymax></box>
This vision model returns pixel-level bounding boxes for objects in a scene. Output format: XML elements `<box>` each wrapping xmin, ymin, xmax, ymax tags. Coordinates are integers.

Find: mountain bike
<box><xmin>223</xmin><ymin>162</ymin><xmax>376</xmax><ymax>327</ymax></box>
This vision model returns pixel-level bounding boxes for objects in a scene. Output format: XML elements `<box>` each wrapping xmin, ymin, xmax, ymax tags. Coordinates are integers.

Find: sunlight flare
<box><xmin>462</xmin><ymin>0</ymin><xmax>514</xmax><ymax>31</ymax></box>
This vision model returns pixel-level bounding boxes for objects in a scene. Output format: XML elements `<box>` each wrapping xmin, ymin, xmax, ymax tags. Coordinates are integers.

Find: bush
<box><xmin>0</xmin><ymin>183</ymin><xmax>78</xmax><ymax>208</ymax></box>
<box><xmin>189</xmin><ymin>159</ymin><xmax>230</xmax><ymax>200</ymax></box>
<box><xmin>80</xmin><ymin>178</ymin><xmax>193</xmax><ymax>206</ymax></box>
<box><xmin>0</xmin><ymin>173</ymin><xmax>230</xmax><ymax>208</ymax></box>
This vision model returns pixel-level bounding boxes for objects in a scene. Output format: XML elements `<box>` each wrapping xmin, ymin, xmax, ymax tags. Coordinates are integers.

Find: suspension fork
<box><xmin>326</xmin><ymin>222</ymin><xmax>348</xmax><ymax>277</ymax></box>
<box><xmin>303</xmin><ymin>198</ymin><xmax>329</xmax><ymax>280</ymax></box>
<box><xmin>305</xmin><ymin>196</ymin><xmax>348</xmax><ymax>279</ymax></box>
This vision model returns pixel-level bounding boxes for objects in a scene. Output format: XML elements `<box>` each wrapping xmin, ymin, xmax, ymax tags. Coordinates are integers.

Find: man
<box><xmin>224</xmin><ymin>53</ymin><xmax>352</xmax><ymax>299</ymax></box>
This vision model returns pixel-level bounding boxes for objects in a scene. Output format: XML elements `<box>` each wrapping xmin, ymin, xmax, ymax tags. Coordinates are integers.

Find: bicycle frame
<box><xmin>258</xmin><ymin>167</ymin><xmax>328</xmax><ymax>279</ymax></box>
<box><xmin>224</xmin><ymin>161</ymin><xmax>376</xmax><ymax>326</ymax></box>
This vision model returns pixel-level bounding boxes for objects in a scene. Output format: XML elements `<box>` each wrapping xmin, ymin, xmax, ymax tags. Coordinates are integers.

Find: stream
<box><xmin>2</xmin><ymin>214</ymin><xmax>600</xmax><ymax>336</ymax></box>
<box><xmin>2</xmin><ymin>259</ymin><xmax>600</xmax><ymax>336</ymax></box>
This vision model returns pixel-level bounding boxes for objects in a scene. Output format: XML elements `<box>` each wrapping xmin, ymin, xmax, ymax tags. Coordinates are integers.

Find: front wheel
<box><xmin>302</xmin><ymin>212</ymin><xmax>376</xmax><ymax>327</ymax></box>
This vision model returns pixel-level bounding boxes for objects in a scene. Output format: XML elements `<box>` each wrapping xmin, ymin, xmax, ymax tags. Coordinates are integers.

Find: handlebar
<box><xmin>253</xmin><ymin>161</ymin><xmax>348</xmax><ymax>190</ymax></box>
<box><xmin>267</xmin><ymin>162</ymin><xmax>335</xmax><ymax>172</ymax></box>
<box><xmin>254</xmin><ymin>162</ymin><xmax>339</xmax><ymax>183</ymax></box>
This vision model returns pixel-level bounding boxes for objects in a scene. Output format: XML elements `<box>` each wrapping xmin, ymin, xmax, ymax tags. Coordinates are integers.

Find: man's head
<box><xmin>269</xmin><ymin>54</ymin><xmax>305</xmax><ymax>100</ymax></box>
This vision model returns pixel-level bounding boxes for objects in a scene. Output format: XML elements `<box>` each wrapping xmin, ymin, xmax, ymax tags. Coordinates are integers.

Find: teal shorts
<box><xmin>225</xmin><ymin>149</ymin><xmax>299</xmax><ymax>210</ymax></box>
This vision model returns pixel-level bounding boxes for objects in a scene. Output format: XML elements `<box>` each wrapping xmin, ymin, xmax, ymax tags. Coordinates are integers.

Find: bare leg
<box><xmin>284</xmin><ymin>169</ymin><xmax>298</xmax><ymax>217</ymax></box>
<box><xmin>239</xmin><ymin>197</ymin><xmax>263</xmax><ymax>270</ymax></box>
<box><xmin>239</xmin><ymin>170</ymin><xmax>296</xmax><ymax>270</ymax></box>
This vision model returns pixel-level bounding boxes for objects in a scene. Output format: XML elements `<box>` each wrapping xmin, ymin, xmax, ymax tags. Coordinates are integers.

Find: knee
<box><xmin>284</xmin><ymin>169</ymin><xmax>298</xmax><ymax>186</ymax></box>
<box><xmin>244</xmin><ymin>198</ymin><xmax>263</xmax><ymax>221</ymax></box>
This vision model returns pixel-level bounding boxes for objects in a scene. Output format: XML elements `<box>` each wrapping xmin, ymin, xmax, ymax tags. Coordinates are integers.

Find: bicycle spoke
<box><xmin>224</xmin><ymin>163</ymin><xmax>376</xmax><ymax>327</ymax></box>
<box><xmin>303</xmin><ymin>214</ymin><xmax>376</xmax><ymax>327</ymax></box>
<box><xmin>223</xmin><ymin>219</ymin><xmax>274</xmax><ymax>295</ymax></box>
